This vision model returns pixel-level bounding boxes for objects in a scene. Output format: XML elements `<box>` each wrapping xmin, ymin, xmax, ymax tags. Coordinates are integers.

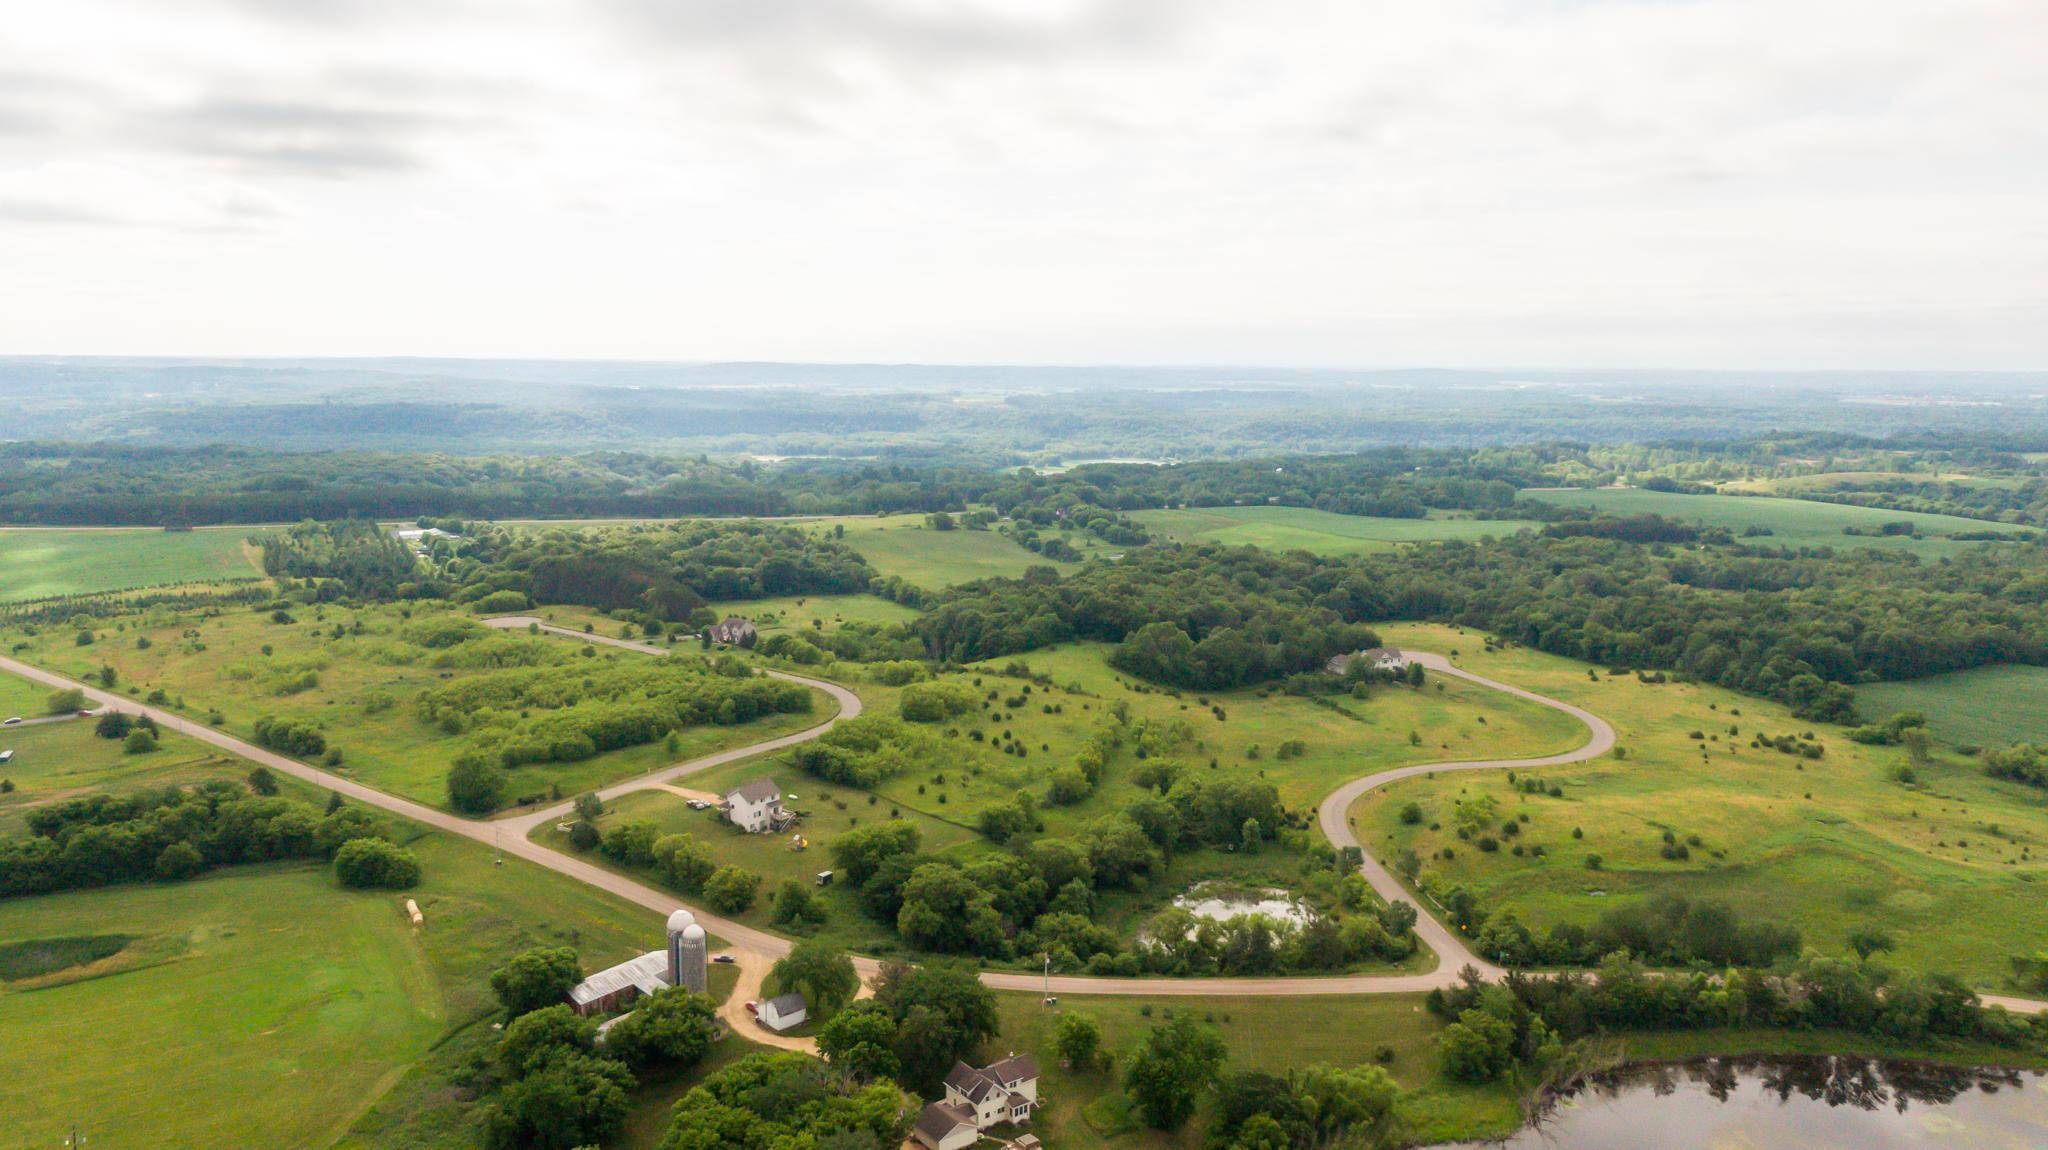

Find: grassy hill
<box><xmin>1523</xmin><ymin>488</ymin><xmax>2034</xmax><ymax>557</ymax></box>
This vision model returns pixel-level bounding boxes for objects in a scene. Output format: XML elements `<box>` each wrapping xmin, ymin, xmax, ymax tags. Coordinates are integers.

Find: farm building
<box><xmin>722</xmin><ymin>778</ymin><xmax>788</xmax><ymax>833</ymax></box>
<box><xmin>707</xmin><ymin>616</ymin><xmax>757</xmax><ymax>646</ymax></box>
<box><xmin>566</xmin><ymin>949</ymin><xmax>671</xmax><ymax>1017</ymax></box>
<box><xmin>566</xmin><ymin>909</ymin><xmax>709</xmax><ymax>1016</ymax></box>
<box><xmin>756</xmin><ymin>992</ymin><xmax>807</xmax><ymax>1032</ymax></box>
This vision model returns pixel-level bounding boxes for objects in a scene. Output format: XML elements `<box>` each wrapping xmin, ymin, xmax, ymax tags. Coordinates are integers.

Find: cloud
<box><xmin>0</xmin><ymin>197</ymin><xmax>133</xmax><ymax>228</ymax></box>
<box><xmin>156</xmin><ymin>94</ymin><xmax>441</xmax><ymax>177</ymax></box>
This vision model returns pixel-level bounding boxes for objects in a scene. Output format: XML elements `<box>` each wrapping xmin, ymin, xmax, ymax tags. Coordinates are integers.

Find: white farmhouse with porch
<box><xmin>722</xmin><ymin>778</ymin><xmax>786</xmax><ymax>833</ymax></box>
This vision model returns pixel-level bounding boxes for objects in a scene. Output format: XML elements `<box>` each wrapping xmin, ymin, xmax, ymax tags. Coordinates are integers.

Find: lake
<box><xmin>1443</xmin><ymin>1055</ymin><xmax>2048</xmax><ymax>1149</ymax></box>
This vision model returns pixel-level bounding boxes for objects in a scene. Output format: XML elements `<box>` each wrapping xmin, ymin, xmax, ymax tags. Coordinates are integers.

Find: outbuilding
<box><xmin>756</xmin><ymin>992</ymin><xmax>808</xmax><ymax>1032</ymax></box>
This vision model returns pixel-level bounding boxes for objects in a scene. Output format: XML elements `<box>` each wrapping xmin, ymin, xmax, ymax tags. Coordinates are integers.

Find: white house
<box><xmin>1326</xmin><ymin>646</ymin><xmax>1411</xmax><ymax>676</ymax></box>
<box><xmin>722</xmin><ymin>778</ymin><xmax>785</xmax><ymax>833</ymax></box>
<box><xmin>756</xmin><ymin>992</ymin><xmax>807</xmax><ymax>1032</ymax></box>
<box><xmin>940</xmin><ymin>1053</ymin><xmax>1039</xmax><ymax>1128</ymax></box>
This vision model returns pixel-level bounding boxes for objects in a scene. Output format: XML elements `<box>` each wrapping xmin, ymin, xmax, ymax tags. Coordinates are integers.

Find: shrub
<box><xmin>703</xmin><ymin>865</ymin><xmax>759</xmax><ymax>913</ymax></box>
<box><xmin>334</xmin><ymin>837</ymin><xmax>422</xmax><ymax>889</ymax></box>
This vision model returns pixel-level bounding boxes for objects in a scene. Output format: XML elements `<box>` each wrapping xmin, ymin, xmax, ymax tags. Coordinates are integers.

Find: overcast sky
<box><xmin>1</xmin><ymin>0</ymin><xmax>2042</xmax><ymax>368</ymax></box>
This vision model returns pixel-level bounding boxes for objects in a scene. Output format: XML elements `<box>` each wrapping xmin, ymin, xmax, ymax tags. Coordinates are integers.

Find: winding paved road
<box><xmin>4</xmin><ymin>630</ymin><xmax>2041</xmax><ymax>1015</ymax></box>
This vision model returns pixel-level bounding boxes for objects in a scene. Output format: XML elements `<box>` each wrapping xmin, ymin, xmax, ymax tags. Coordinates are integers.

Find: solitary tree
<box><xmin>1054</xmin><ymin>1012</ymin><xmax>1102</xmax><ymax>1070</ymax></box>
<box><xmin>1125</xmin><ymin>1016</ymin><xmax>1228</xmax><ymax>1129</ymax></box>
<box><xmin>770</xmin><ymin>939</ymin><xmax>860</xmax><ymax>1017</ymax></box>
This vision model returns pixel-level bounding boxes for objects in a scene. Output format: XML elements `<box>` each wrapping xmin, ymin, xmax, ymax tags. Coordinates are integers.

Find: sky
<box><xmin>0</xmin><ymin>0</ymin><xmax>2043</xmax><ymax>369</ymax></box>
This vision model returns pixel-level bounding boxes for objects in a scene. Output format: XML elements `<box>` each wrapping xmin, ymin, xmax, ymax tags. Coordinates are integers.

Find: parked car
<box><xmin>712</xmin><ymin>954</ymin><xmax>737</xmax><ymax>965</ymax></box>
<box><xmin>743</xmin><ymin>1000</ymin><xmax>759</xmax><ymax>1015</ymax></box>
<box><xmin>2</xmin><ymin>717</ymin><xmax>21</xmax><ymax>726</ymax></box>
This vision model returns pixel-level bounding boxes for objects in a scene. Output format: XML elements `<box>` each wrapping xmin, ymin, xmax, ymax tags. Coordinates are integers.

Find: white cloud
<box><xmin>0</xmin><ymin>0</ymin><xmax>2040</xmax><ymax>368</ymax></box>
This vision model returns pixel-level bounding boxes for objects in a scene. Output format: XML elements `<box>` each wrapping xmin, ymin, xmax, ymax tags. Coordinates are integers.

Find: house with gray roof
<box><xmin>723</xmin><ymin>777</ymin><xmax>786</xmax><ymax>833</ymax></box>
<box><xmin>939</xmin><ymin>1052</ymin><xmax>1039</xmax><ymax>1129</ymax></box>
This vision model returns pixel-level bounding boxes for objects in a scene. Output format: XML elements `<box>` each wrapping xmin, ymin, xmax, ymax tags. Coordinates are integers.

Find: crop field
<box><xmin>1857</xmin><ymin>665</ymin><xmax>2048</xmax><ymax>748</ymax></box>
<box><xmin>0</xmin><ymin>602</ymin><xmax>835</xmax><ymax>810</ymax></box>
<box><xmin>1354</xmin><ymin>624</ymin><xmax>2048</xmax><ymax>989</ymax></box>
<box><xmin>1129</xmin><ymin>506</ymin><xmax>1538</xmax><ymax>556</ymax></box>
<box><xmin>797</xmin><ymin>513</ymin><xmax>1086</xmax><ymax>586</ymax></box>
<box><xmin>0</xmin><ymin>708</ymin><xmax>241</xmax><ymax>834</ymax></box>
<box><xmin>1523</xmin><ymin>487</ymin><xmax>2035</xmax><ymax>556</ymax></box>
<box><xmin>0</xmin><ymin>527</ymin><xmax>262</xmax><ymax>602</ymax></box>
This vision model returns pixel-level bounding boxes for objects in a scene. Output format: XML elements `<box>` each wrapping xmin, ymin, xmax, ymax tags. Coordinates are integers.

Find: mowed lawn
<box><xmin>1355</xmin><ymin>624</ymin><xmax>2048</xmax><ymax>989</ymax></box>
<box><xmin>1523</xmin><ymin>488</ymin><xmax>2036</xmax><ymax>557</ymax></box>
<box><xmin>0</xmin><ymin>865</ymin><xmax>446</xmax><ymax>1149</ymax></box>
<box><xmin>1858</xmin><ymin>665</ymin><xmax>2048</xmax><ymax>748</ymax></box>
<box><xmin>1130</xmin><ymin>506</ymin><xmax>1537</xmax><ymax>556</ymax></box>
<box><xmin>0</xmin><ymin>527</ymin><xmax>262</xmax><ymax>602</ymax></box>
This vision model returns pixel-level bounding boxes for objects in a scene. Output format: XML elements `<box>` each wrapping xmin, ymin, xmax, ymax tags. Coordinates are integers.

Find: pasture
<box><xmin>0</xmin><ymin>602</ymin><xmax>835</xmax><ymax>810</ymax></box>
<box><xmin>0</xmin><ymin>527</ymin><xmax>262</xmax><ymax>602</ymax></box>
<box><xmin>1523</xmin><ymin>487</ymin><xmax>2034</xmax><ymax>557</ymax></box>
<box><xmin>1130</xmin><ymin>506</ymin><xmax>1537</xmax><ymax>556</ymax></box>
<box><xmin>1857</xmin><ymin>665</ymin><xmax>2048</xmax><ymax>748</ymax></box>
<box><xmin>1353</xmin><ymin>624</ymin><xmax>2048</xmax><ymax>989</ymax></box>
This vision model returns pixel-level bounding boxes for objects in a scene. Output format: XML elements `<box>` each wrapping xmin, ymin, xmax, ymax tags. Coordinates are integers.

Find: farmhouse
<box><xmin>707</xmin><ymin>616</ymin><xmax>757</xmax><ymax>646</ymax></box>
<box><xmin>755</xmin><ymin>992</ymin><xmax>807</xmax><ymax>1032</ymax></box>
<box><xmin>940</xmin><ymin>1053</ymin><xmax>1040</xmax><ymax>1128</ymax></box>
<box><xmin>723</xmin><ymin>778</ymin><xmax>788</xmax><ymax>833</ymax></box>
<box><xmin>1326</xmin><ymin>646</ymin><xmax>1410</xmax><ymax>676</ymax></box>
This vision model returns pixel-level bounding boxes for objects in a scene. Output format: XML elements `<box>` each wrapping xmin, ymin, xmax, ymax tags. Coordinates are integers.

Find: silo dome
<box><xmin>666</xmin><ymin>909</ymin><xmax>696</xmax><ymax>934</ymax></box>
<box><xmin>681</xmin><ymin>923</ymin><xmax>706</xmax><ymax>942</ymax></box>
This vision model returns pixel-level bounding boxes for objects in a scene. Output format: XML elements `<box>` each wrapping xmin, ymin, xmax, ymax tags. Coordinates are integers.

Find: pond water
<box><xmin>1442</xmin><ymin>1056</ymin><xmax>2047</xmax><ymax>1149</ymax></box>
<box><xmin>1171</xmin><ymin>885</ymin><xmax>1313</xmax><ymax>930</ymax></box>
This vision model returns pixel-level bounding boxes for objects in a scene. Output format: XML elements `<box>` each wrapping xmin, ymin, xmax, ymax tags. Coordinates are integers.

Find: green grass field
<box><xmin>0</xmin><ymin>527</ymin><xmax>263</xmax><ymax>602</ymax></box>
<box><xmin>0</xmin><ymin>864</ymin><xmax>447</xmax><ymax>1149</ymax></box>
<box><xmin>1130</xmin><ymin>506</ymin><xmax>1538</xmax><ymax>556</ymax></box>
<box><xmin>1352</xmin><ymin>624</ymin><xmax>2048</xmax><ymax>989</ymax></box>
<box><xmin>1523</xmin><ymin>487</ymin><xmax>2036</xmax><ymax>557</ymax></box>
<box><xmin>0</xmin><ymin>667</ymin><xmax>59</xmax><ymax>718</ymax></box>
<box><xmin>0</xmin><ymin>602</ymin><xmax>835</xmax><ymax>810</ymax></box>
<box><xmin>0</xmin><ymin>706</ymin><xmax>242</xmax><ymax>834</ymax></box>
<box><xmin>1857</xmin><ymin>665</ymin><xmax>2048</xmax><ymax>748</ymax></box>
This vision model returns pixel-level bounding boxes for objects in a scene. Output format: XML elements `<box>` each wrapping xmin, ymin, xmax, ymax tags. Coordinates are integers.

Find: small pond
<box><xmin>1443</xmin><ymin>1055</ymin><xmax>2046</xmax><ymax>1149</ymax></box>
<box><xmin>1171</xmin><ymin>884</ymin><xmax>1313</xmax><ymax>930</ymax></box>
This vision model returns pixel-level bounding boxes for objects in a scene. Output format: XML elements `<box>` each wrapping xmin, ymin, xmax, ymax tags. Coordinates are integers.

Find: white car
<box><xmin>1</xmin><ymin>717</ymin><xmax>21</xmax><ymax>726</ymax></box>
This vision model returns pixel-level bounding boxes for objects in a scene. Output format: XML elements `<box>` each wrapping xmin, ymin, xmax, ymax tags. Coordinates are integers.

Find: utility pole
<box><xmin>65</xmin><ymin>1125</ymin><xmax>84</xmax><ymax>1150</ymax></box>
<box><xmin>1041</xmin><ymin>951</ymin><xmax>1051</xmax><ymax>1007</ymax></box>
